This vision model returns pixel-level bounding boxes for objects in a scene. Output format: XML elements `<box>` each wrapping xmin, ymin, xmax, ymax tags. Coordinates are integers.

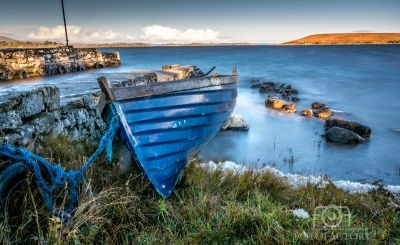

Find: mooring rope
<box><xmin>0</xmin><ymin>115</ymin><xmax>120</xmax><ymax>214</ymax></box>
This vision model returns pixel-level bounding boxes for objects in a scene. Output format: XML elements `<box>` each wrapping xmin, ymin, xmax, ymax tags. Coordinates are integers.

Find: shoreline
<box><xmin>199</xmin><ymin>160</ymin><xmax>400</xmax><ymax>196</ymax></box>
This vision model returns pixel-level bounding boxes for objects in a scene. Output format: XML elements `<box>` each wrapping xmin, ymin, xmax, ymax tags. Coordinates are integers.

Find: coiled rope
<box><xmin>0</xmin><ymin>115</ymin><xmax>120</xmax><ymax>214</ymax></box>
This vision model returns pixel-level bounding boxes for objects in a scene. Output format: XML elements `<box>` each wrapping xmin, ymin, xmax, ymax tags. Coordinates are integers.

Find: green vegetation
<box><xmin>0</xmin><ymin>40</ymin><xmax>61</xmax><ymax>48</ymax></box>
<box><xmin>1</xmin><ymin>136</ymin><xmax>399</xmax><ymax>244</ymax></box>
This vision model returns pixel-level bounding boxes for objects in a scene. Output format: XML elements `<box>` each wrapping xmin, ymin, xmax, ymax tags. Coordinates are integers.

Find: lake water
<box><xmin>2</xmin><ymin>45</ymin><xmax>400</xmax><ymax>185</ymax></box>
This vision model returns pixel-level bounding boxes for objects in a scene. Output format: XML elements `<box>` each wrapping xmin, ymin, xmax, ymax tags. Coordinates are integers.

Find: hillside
<box><xmin>0</xmin><ymin>35</ymin><xmax>20</xmax><ymax>42</ymax></box>
<box><xmin>284</xmin><ymin>33</ymin><xmax>400</xmax><ymax>45</ymax></box>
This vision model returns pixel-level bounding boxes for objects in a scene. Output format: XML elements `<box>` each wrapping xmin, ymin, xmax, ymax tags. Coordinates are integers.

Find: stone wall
<box><xmin>0</xmin><ymin>66</ymin><xmax>196</xmax><ymax>148</ymax></box>
<box><xmin>0</xmin><ymin>47</ymin><xmax>120</xmax><ymax>80</ymax></box>
<box><xmin>0</xmin><ymin>86</ymin><xmax>107</xmax><ymax>147</ymax></box>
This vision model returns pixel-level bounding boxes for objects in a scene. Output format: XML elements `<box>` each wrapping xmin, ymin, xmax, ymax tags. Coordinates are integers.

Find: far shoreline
<box><xmin>2</xmin><ymin>32</ymin><xmax>400</xmax><ymax>49</ymax></box>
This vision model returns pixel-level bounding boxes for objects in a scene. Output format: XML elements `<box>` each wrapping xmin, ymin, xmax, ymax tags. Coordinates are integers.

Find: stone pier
<box><xmin>0</xmin><ymin>46</ymin><xmax>120</xmax><ymax>80</ymax></box>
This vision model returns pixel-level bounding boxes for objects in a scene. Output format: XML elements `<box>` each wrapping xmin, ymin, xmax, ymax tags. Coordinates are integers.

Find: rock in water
<box><xmin>282</xmin><ymin>103</ymin><xmax>297</xmax><ymax>113</ymax></box>
<box><xmin>221</xmin><ymin>114</ymin><xmax>250</xmax><ymax>131</ymax></box>
<box><xmin>292</xmin><ymin>97</ymin><xmax>300</xmax><ymax>102</ymax></box>
<box><xmin>300</xmin><ymin>109</ymin><xmax>313</xmax><ymax>117</ymax></box>
<box><xmin>265</xmin><ymin>98</ymin><xmax>287</xmax><ymax>109</ymax></box>
<box><xmin>311</xmin><ymin>102</ymin><xmax>326</xmax><ymax>109</ymax></box>
<box><xmin>325</xmin><ymin>127</ymin><xmax>365</xmax><ymax>144</ymax></box>
<box><xmin>325</xmin><ymin>118</ymin><xmax>371</xmax><ymax>138</ymax></box>
<box><xmin>314</xmin><ymin>107</ymin><xmax>331</xmax><ymax>119</ymax></box>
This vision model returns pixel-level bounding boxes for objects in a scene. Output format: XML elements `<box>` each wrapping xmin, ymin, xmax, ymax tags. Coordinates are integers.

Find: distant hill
<box><xmin>284</xmin><ymin>33</ymin><xmax>400</xmax><ymax>45</ymax></box>
<box><xmin>0</xmin><ymin>35</ymin><xmax>20</xmax><ymax>42</ymax></box>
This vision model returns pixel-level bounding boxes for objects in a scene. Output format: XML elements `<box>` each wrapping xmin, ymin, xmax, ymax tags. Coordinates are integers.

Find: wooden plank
<box><xmin>97</xmin><ymin>77</ymin><xmax>116</xmax><ymax>102</ymax></box>
<box><xmin>109</xmin><ymin>75</ymin><xmax>239</xmax><ymax>101</ymax></box>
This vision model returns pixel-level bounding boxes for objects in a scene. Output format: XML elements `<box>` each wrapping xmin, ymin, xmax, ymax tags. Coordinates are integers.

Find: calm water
<box><xmin>2</xmin><ymin>45</ymin><xmax>400</xmax><ymax>184</ymax></box>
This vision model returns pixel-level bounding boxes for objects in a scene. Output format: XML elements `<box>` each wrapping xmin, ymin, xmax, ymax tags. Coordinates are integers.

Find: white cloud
<box><xmin>140</xmin><ymin>25</ymin><xmax>222</xmax><ymax>43</ymax></box>
<box><xmin>25</xmin><ymin>24</ymin><xmax>223</xmax><ymax>44</ymax></box>
<box><xmin>27</xmin><ymin>25</ymin><xmax>135</xmax><ymax>43</ymax></box>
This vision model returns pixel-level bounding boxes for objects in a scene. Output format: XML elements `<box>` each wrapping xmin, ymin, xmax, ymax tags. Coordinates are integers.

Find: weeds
<box><xmin>284</xmin><ymin>147</ymin><xmax>296</xmax><ymax>164</ymax></box>
<box><xmin>1</xmin><ymin>135</ymin><xmax>399</xmax><ymax>244</ymax></box>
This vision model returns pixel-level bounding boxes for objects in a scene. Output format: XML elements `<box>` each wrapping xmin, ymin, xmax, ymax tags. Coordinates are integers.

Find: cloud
<box><xmin>140</xmin><ymin>25</ymin><xmax>223</xmax><ymax>43</ymax></box>
<box><xmin>27</xmin><ymin>25</ymin><xmax>135</xmax><ymax>43</ymax></box>
<box><xmin>25</xmin><ymin>24</ymin><xmax>224</xmax><ymax>44</ymax></box>
<box><xmin>351</xmin><ymin>30</ymin><xmax>376</xmax><ymax>33</ymax></box>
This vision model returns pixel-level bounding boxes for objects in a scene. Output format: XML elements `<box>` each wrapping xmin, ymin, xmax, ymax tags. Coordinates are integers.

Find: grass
<box><xmin>1</xmin><ymin>136</ymin><xmax>399</xmax><ymax>244</ymax></box>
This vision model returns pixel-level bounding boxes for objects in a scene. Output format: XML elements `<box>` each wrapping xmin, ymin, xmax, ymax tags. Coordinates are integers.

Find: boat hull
<box><xmin>101</xmin><ymin>75</ymin><xmax>238</xmax><ymax>197</ymax></box>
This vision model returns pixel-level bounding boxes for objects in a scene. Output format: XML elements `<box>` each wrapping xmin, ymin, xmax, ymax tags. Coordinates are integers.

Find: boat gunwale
<box><xmin>97</xmin><ymin>75</ymin><xmax>239</xmax><ymax>102</ymax></box>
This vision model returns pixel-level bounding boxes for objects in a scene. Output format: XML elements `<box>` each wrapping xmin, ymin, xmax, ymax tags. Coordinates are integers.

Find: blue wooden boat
<box><xmin>97</xmin><ymin>70</ymin><xmax>238</xmax><ymax>197</ymax></box>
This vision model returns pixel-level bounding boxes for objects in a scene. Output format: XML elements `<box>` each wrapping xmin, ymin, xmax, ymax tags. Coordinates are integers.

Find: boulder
<box><xmin>0</xmin><ymin>110</ymin><xmax>22</xmax><ymax>131</ymax></box>
<box><xmin>325</xmin><ymin>118</ymin><xmax>371</xmax><ymax>138</ymax></box>
<box><xmin>265</xmin><ymin>98</ymin><xmax>287</xmax><ymax>109</ymax></box>
<box><xmin>300</xmin><ymin>109</ymin><xmax>313</xmax><ymax>117</ymax></box>
<box><xmin>314</xmin><ymin>107</ymin><xmax>331</xmax><ymax>119</ymax></box>
<box><xmin>311</xmin><ymin>102</ymin><xmax>326</xmax><ymax>109</ymax></box>
<box><xmin>221</xmin><ymin>114</ymin><xmax>249</xmax><ymax>131</ymax></box>
<box><xmin>292</xmin><ymin>97</ymin><xmax>300</xmax><ymax>102</ymax></box>
<box><xmin>282</xmin><ymin>103</ymin><xmax>296</xmax><ymax>113</ymax></box>
<box><xmin>259</xmin><ymin>85</ymin><xmax>273</xmax><ymax>92</ymax></box>
<box><xmin>250</xmin><ymin>79</ymin><xmax>262</xmax><ymax>84</ymax></box>
<box><xmin>250</xmin><ymin>83</ymin><xmax>262</xmax><ymax>88</ymax></box>
<box><xmin>325</xmin><ymin>127</ymin><xmax>365</xmax><ymax>144</ymax></box>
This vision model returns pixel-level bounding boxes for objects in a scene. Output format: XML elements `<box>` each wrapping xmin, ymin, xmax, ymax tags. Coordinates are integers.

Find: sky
<box><xmin>0</xmin><ymin>0</ymin><xmax>399</xmax><ymax>44</ymax></box>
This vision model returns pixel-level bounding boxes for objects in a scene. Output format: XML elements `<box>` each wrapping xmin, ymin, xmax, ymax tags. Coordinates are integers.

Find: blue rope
<box><xmin>0</xmin><ymin>115</ymin><xmax>120</xmax><ymax>214</ymax></box>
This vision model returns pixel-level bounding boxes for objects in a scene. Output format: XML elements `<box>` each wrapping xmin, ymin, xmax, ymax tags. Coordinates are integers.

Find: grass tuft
<box><xmin>1</xmin><ymin>136</ymin><xmax>399</xmax><ymax>244</ymax></box>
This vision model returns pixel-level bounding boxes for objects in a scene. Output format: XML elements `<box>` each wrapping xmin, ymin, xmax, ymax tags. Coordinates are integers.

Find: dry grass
<box><xmin>284</xmin><ymin>33</ymin><xmax>400</xmax><ymax>45</ymax></box>
<box><xmin>1</xmin><ymin>136</ymin><xmax>400</xmax><ymax>244</ymax></box>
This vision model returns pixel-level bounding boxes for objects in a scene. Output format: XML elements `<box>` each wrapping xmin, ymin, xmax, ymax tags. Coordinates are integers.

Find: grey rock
<box><xmin>18</xmin><ymin>90</ymin><xmax>45</xmax><ymax>118</ymax></box>
<box><xmin>325</xmin><ymin>127</ymin><xmax>365</xmax><ymax>144</ymax></box>
<box><xmin>95</xmin><ymin>118</ymin><xmax>107</xmax><ymax>132</ymax></box>
<box><xmin>17</xmin><ymin>124</ymin><xmax>36</xmax><ymax>140</ymax></box>
<box><xmin>87</xmin><ymin>121</ymin><xmax>96</xmax><ymax>135</ymax></box>
<box><xmin>66</xmin><ymin>97</ymin><xmax>85</xmax><ymax>108</ymax></box>
<box><xmin>87</xmin><ymin>130</ymin><xmax>101</xmax><ymax>144</ymax></box>
<box><xmin>68</xmin><ymin>128</ymin><xmax>81</xmax><ymax>141</ymax></box>
<box><xmin>325</xmin><ymin>118</ymin><xmax>371</xmax><ymax>138</ymax></box>
<box><xmin>0</xmin><ymin>133</ymin><xmax>21</xmax><ymax>145</ymax></box>
<box><xmin>32</xmin><ymin>112</ymin><xmax>55</xmax><ymax>134</ymax></box>
<box><xmin>221</xmin><ymin>114</ymin><xmax>250</xmax><ymax>131</ymax></box>
<box><xmin>74</xmin><ymin>109</ymin><xmax>89</xmax><ymax>125</ymax></box>
<box><xmin>292</xmin><ymin>97</ymin><xmax>300</xmax><ymax>102</ymax></box>
<box><xmin>0</xmin><ymin>110</ymin><xmax>22</xmax><ymax>130</ymax></box>
<box><xmin>61</xmin><ymin>112</ymin><xmax>77</xmax><ymax>128</ymax></box>
<box><xmin>52</xmin><ymin>121</ymin><xmax>66</xmax><ymax>136</ymax></box>
<box><xmin>82</xmin><ymin>95</ymin><xmax>98</xmax><ymax>109</ymax></box>
<box><xmin>41</xmin><ymin>86</ymin><xmax>60</xmax><ymax>111</ymax></box>
<box><xmin>86</xmin><ymin>109</ymin><xmax>97</xmax><ymax>125</ymax></box>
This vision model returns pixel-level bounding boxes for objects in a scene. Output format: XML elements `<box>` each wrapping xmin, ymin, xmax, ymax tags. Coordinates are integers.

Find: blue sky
<box><xmin>1</xmin><ymin>0</ymin><xmax>399</xmax><ymax>44</ymax></box>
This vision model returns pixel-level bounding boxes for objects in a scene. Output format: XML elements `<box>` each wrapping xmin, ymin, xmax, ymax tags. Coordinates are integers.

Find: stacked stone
<box><xmin>0</xmin><ymin>47</ymin><xmax>121</xmax><ymax>80</ymax></box>
<box><xmin>0</xmin><ymin>86</ymin><xmax>107</xmax><ymax>147</ymax></box>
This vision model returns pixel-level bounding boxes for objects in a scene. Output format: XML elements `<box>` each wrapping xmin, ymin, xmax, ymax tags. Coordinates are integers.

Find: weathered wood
<box><xmin>97</xmin><ymin>77</ymin><xmax>116</xmax><ymax>102</ymax></box>
<box><xmin>107</xmin><ymin>75</ymin><xmax>238</xmax><ymax>101</ymax></box>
